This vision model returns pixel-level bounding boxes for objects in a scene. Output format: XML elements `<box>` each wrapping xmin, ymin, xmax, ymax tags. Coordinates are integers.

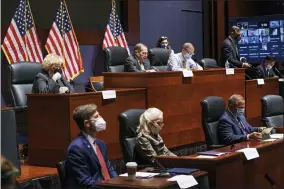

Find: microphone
<box><xmin>265</xmin><ymin>174</ymin><xmax>280</xmax><ymax>189</ymax></box>
<box><xmin>274</xmin><ymin>67</ymin><xmax>284</xmax><ymax>78</ymax></box>
<box><xmin>69</xmin><ymin>79</ymin><xmax>97</xmax><ymax>92</ymax></box>
<box><xmin>226</xmin><ymin>61</ymin><xmax>254</xmax><ymax>80</ymax></box>
<box><xmin>148</xmin><ymin>49</ymin><xmax>168</xmax><ymax>71</ymax></box>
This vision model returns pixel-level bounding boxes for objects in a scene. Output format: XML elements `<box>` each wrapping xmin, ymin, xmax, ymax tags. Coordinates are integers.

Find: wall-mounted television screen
<box><xmin>229</xmin><ymin>15</ymin><xmax>284</xmax><ymax>64</ymax></box>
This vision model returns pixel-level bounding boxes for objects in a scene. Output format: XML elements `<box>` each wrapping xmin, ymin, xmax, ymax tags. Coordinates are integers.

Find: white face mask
<box><xmin>90</xmin><ymin>117</ymin><xmax>106</xmax><ymax>132</ymax></box>
<box><xmin>267</xmin><ymin>65</ymin><xmax>272</xmax><ymax>70</ymax></box>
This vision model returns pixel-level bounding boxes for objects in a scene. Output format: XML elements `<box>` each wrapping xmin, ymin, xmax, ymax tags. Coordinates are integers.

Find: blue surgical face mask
<box><xmin>184</xmin><ymin>53</ymin><xmax>192</xmax><ymax>60</ymax></box>
<box><xmin>160</xmin><ymin>44</ymin><xmax>168</xmax><ymax>49</ymax></box>
<box><xmin>236</xmin><ymin>108</ymin><xmax>245</xmax><ymax>116</ymax></box>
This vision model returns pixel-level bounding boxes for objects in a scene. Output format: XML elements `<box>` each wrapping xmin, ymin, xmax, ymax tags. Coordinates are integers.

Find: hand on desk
<box><xmin>59</xmin><ymin>87</ymin><xmax>69</xmax><ymax>94</ymax></box>
<box><xmin>242</xmin><ymin>63</ymin><xmax>251</xmax><ymax>68</ymax></box>
<box><xmin>247</xmin><ymin>132</ymin><xmax>262</xmax><ymax>141</ymax></box>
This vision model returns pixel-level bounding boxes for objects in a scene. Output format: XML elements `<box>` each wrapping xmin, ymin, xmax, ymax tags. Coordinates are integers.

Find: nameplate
<box><xmin>237</xmin><ymin>148</ymin><xmax>259</xmax><ymax>160</ymax></box>
<box><xmin>102</xmin><ymin>90</ymin><xmax>116</xmax><ymax>99</ymax></box>
<box><xmin>226</xmin><ymin>68</ymin><xmax>234</xmax><ymax>75</ymax></box>
<box><xmin>182</xmin><ymin>70</ymin><xmax>193</xmax><ymax>77</ymax></box>
<box><xmin>168</xmin><ymin>175</ymin><xmax>198</xmax><ymax>188</ymax></box>
<box><xmin>279</xmin><ymin>78</ymin><xmax>284</xmax><ymax>82</ymax></box>
<box><xmin>257</xmin><ymin>79</ymin><xmax>265</xmax><ymax>85</ymax></box>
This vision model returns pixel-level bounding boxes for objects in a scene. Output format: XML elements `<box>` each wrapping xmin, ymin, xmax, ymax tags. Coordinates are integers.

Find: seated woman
<box><xmin>32</xmin><ymin>54</ymin><xmax>74</xmax><ymax>93</ymax></box>
<box><xmin>136</xmin><ymin>108</ymin><xmax>176</xmax><ymax>164</ymax></box>
<box><xmin>156</xmin><ymin>36</ymin><xmax>174</xmax><ymax>56</ymax></box>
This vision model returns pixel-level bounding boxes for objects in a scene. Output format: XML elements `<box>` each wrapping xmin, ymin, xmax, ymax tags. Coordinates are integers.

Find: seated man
<box><xmin>167</xmin><ymin>43</ymin><xmax>203</xmax><ymax>71</ymax></box>
<box><xmin>65</xmin><ymin>104</ymin><xmax>117</xmax><ymax>188</ymax></box>
<box><xmin>218</xmin><ymin>94</ymin><xmax>262</xmax><ymax>145</ymax></box>
<box><xmin>136</xmin><ymin>108</ymin><xmax>176</xmax><ymax>164</ymax></box>
<box><xmin>32</xmin><ymin>54</ymin><xmax>73</xmax><ymax>93</ymax></box>
<box><xmin>256</xmin><ymin>56</ymin><xmax>277</xmax><ymax>78</ymax></box>
<box><xmin>124</xmin><ymin>43</ymin><xmax>155</xmax><ymax>72</ymax></box>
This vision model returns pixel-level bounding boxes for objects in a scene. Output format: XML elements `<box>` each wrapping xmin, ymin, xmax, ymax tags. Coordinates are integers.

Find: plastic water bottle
<box><xmin>225</xmin><ymin>60</ymin><xmax>230</xmax><ymax>68</ymax></box>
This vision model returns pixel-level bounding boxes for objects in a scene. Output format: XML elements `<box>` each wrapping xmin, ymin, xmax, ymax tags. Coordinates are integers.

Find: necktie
<box><xmin>183</xmin><ymin>60</ymin><xmax>187</xmax><ymax>69</ymax></box>
<box><xmin>94</xmin><ymin>142</ymin><xmax>111</xmax><ymax>180</ymax></box>
<box><xmin>237</xmin><ymin>117</ymin><xmax>248</xmax><ymax>135</ymax></box>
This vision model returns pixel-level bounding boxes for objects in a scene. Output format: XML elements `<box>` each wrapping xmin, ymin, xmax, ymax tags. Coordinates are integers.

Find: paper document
<box><xmin>168</xmin><ymin>175</ymin><xmax>198</xmax><ymax>189</ymax></box>
<box><xmin>119</xmin><ymin>172</ymin><xmax>159</xmax><ymax>178</ymax></box>
<box><xmin>270</xmin><ymin>134</ymin><xmax>284</xmax><ymax>139</ymax></box>
<box><xmin>196</xmin><ymin>155</ymin><xmax>216</xmax><ymax>159</ymax></box>
<box><xmin>261</xmin><ymin>127</ymin><xmax>273</xmax><ymax>135</ymax></box>
<box><xmin>262</xmin><ymin>138</ymin><xmax>277</xmax><ymax>142</ymax></box>
<box><xmin>237</xmin><ymin>148</ymin><xmax>259</xmax><ymax>160</ymax></box>
<box><xmin>102</xmin><ymin>90</ymin><xmax>116</xmax><ymax>99</ymax></box>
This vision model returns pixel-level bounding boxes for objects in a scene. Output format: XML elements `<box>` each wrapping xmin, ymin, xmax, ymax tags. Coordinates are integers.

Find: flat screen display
<box><xmin>229</xmin><ymin>15</ymin><xmax>284</xmax><ymax>63</ymax></box>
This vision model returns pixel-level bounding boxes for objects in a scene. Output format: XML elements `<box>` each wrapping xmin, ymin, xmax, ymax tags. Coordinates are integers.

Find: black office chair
<box><xmin>201</xmin><ymin>96</ymin><xmax>226</xmax><ymax>149</ymax></box>
<box><xmin>200</xmin><ymin>58</ymin><xmax>219</xmax><ymax>69</ymax></box>
<box><xmin>118</xmin><ymin>109</ymin><xmax>149</xmax><ymax>167</ymax></box>
<box><xmin>103</xmin><ymin>46</ymin><xmax>129</xmax><ymax>72</ymax></box>
<box><xmin>261</xmin><ymin>95</ymin><xmax>284</xmax><ymax>127</ymax></box>
<box><xmin>148</xmin><ymin>48</ymin><xmax>169</xmax><ymax>71</ymax></box>
<box><xmin>56</xmin><ymin>160</ymin><xmax>66</xmax><ymax>188</ymax></box>
<box><xmin>89</xmin><ymin>76</ymin><xmax>104</xmax><ymax>92</ymax></box>
<box><xmin>6</xmin><ymin>62</ymin><xmax>42</xmax><ymax>143</ymax></box>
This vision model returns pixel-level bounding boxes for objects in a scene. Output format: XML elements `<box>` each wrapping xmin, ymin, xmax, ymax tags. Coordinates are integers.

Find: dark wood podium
<box><xmin>103</xmin><ymin>69</ymin><xmax>246</xmax><ymax>149</ymax></box>
<box><xmin>27</xmin><ymin>89</ymin><xmax>146</xmax><ymax>167</ymax></box>
<box><xmin>245</xmin><ymin>78</ymin><xmax>279</xmax><ymax>126</ymax></box>
<box><xmin>155</xmin><ymin>140</ymin><xmax>284</xmax><ymax>189</ymax></box>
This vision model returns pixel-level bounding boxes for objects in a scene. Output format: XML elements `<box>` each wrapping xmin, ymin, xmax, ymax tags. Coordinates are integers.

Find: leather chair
<box><xmin>7</xmin><ymin>62</ymin><xmax>42</xmax><ymax>142</ymax></box>
<box><xmin>103</xmin><ymin>46</ymin><xmax>128</xmax><ymax>72</ymax></box>
<box><xmin>201</xmin><ymin>96</ymin><xmax>226</xmax><ymax>149</ymax></box>
<box><xmin>148</xmin><ymin>48</ymin><xmax>169</xmax><ymax>71</ymax></box>
<box><xmin>56</xmin><ymin>161</ymin><xmax>66</xmax><ymax>188</ymax></box>
<box><xmin>118</xmin><ymin>109</ymin><xmax>148</xmax><ymax>166</ymax></box>
<box><xmin>261</xmin><ymin>95</ymin><xmax>284</xmax><ymax>127</ymax></box>
<box><xmin>200</xmin><ymin>58</ymin><xmax>219</xmax><ymax>69</ymax></box>
<box><xmin>89</xmin><ymin>76</ymin><xmax>104</xmax><ymax>92</ymax></box>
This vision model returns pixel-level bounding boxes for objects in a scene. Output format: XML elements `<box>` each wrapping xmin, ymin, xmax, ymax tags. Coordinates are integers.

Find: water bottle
<box><xmin>225</xmin><ymin>60</ymin><xmax>230</xmax><ymax>68</ymax></box>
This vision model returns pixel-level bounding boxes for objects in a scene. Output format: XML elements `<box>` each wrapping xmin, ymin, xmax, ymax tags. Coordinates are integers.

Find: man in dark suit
<box><xmin>256</xmin><ymin>56</ymin><xmax>277</xmax><ymax>78</ymax></box>
<box><xmin>65</xmin><ymin>104</ymin><xmax>117</xmax><ymax>188</ymax></box>
<box><xmin>124</xmin><ymin>43</ymin><xmax>154</xmax><ymax>72</ymax></box>
<box><xmin>218</xmin><ymin>94</ymin><xmax>262</xmax><ymax>145</ymax></box>
<box><xmin>220</xmin><ymin>26</ymin><xmax>251</xmax><ymax>68</ymax></box>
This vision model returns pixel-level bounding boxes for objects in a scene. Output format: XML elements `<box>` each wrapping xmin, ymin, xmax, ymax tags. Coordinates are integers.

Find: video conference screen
<box><xmin>230</xmin><ymin>15</ymin><xmax>284</xmax><ymax>63</ymax></box>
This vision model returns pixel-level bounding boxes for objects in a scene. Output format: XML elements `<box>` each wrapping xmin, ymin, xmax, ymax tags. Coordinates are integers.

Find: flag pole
<box><xmin>111</xmin><ymin>0</ymin><xmax>117</xmax><ymax>46</ymax></box>
<box><xmin>63</xmin><ymin>0</ymin><xmax>84</xmax><ymax>74</ymax></box>
<box><xmin>24</xmin><ymin>0</ymin><xmax>29</xmax><ymax>61</ymax></box>
<box><xmin>60</xmin><ymin>0</ymin><xmax>66</xmax><ymax>69</ymax></box>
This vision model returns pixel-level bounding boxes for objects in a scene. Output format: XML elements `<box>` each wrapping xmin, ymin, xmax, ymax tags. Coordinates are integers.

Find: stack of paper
<box><xmin>119</xmin><ymin>172</ymin><xmax>159</xmax><ymax>178</ymax></box>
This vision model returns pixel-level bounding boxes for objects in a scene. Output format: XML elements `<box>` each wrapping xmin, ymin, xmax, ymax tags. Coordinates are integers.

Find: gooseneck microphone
<box><xmin>274</xmin><ymin>67</ymin><xmax>284</xmax><ymax>78</ymax></box>
<box><xmin>148</xmin><ymin>49</ymin><xmax>168</xmax><ymax>71</ymax></box>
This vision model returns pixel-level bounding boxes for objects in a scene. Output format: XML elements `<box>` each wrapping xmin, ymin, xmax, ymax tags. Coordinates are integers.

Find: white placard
<box><xmin>237</xmin><ymin>148</ymin><xmax>259</xmax><ymax>160</ymax></box>
<box><xmin>257</xmin><ymin>79</ymin><xmax>265</xmax><ymax>85</ymax></box>
<box><xmin>279</xmin><ymin>78</ymin><xmax>284</xmax><ymax>82</ymax></box>
<box><xmin>102</xmin><ymin>90</ymin><xmax>116</xmax><ymax>99</ymax></box>
<box><xmin>168</xmin><ymin>175</ymin><xmax>198</xmax><ymax>189</ymax></box>
<box><xmin>182</xmin><ymin>70</ymin><xmax>194</xmax><ymax>77</ymax></box>
<box><xmin>226</xmin><ymin>68</ymin><xmax>235</xmax><ymax>75</ymax></box>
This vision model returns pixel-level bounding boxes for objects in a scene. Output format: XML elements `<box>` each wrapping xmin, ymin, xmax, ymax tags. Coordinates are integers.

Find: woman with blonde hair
<box><xmin>136</xmin><ymin>108</ymin><xmax>176</xmax><ymax>163</ymax></box>
<box><xmin>32</xmin><ymin>54</ymin><xmax>73</xmax><ymax>93</ymax></box>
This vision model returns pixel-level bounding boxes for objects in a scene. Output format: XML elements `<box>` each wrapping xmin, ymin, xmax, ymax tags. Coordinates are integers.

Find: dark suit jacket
<box><xmin>218</xmin><ymin>109</ymin><xmax>259</xmax><ymax>145</ymax></box>
<box><xmin>220</xmin><ymin>37</ymin><xmax>242</xmax><ymax>68</ymax></box>
<box><xmin>124</xmin><ymin>54</ymin><xmax>151</xmax><ymax>72</ymax></box>
<box><xmin>32</xmin><ymin>71</ymin><xmax>74</xmax><ymax>93</ymax></box>
<box><xmin>256</xmin><ymin>64</ymin><xmax>276</xmax><ymax>78</ymax></box>
<box><xmin>65</xmin><ymin>132</ymin><xmax>117</xmax><ymax>188</ymax></box>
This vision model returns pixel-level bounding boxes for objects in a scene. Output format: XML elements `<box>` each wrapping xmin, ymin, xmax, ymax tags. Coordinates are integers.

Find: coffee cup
<box><xmin>126</xmin><ymin>162</ymin><xmax>137</xmax><ymax>180</ymax></box>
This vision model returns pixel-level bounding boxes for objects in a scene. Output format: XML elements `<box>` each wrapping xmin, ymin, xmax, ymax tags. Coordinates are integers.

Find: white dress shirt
<box><xmin>167</xmin><ymin>52</ymin><xmax>203</xmax><ymax>71</ymax></box>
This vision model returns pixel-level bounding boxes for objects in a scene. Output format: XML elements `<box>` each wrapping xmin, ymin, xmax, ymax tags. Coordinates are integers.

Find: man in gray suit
<box><xmin>220</xmin><ymin>26</ymin><xmax>251</xmax><ymax>68</ymax></box>
<box><xmin>124</xmin><ymin>43</ymin><xmax>155</xmax><ymax>72</ymax></box>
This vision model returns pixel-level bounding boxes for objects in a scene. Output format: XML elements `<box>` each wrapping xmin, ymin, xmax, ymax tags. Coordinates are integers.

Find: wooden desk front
<box><xmin>28</xmin><ymin>89</ymin><xmax>146</xmax><ymax>167</ymax></box>
<box><xmin>245</xmin><ymin>78</ymin><xmax>279</xmax><ymax>126</ymax></box>
<box><xmin>156</xmin><ymin>140</ymin><xmax>284</xmax><ymax>189</ymax></box>
<box><xmin>17</xmin><ymin>165</ymin><xmax>57</xmax><ymax>183</ymax></box>
<box><xmin>103</xmin><ymin>69</ymin><xmax>245</xmax><ymax>149</ymax></box>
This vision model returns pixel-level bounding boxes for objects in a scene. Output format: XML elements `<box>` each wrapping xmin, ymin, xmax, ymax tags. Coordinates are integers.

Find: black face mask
<box><xmin>234</xmin><ymin>36</ymin><xmax>241</xmax><ymax>42</ymax></box>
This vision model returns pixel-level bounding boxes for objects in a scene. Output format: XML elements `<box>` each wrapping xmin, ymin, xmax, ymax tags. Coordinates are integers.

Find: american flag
<box><xmin>2</xmin><ymin>0</ymin><xmax>43</xmax><ymax>63</ymax></box>
<box><xmin>45</xmin><ymin>0</ymin><xmax>83</xmax><ymax>80</ymax></box>
<box><xmin>103</xmin><ymin>0</ymin><xmax>129</xmax><ymax>54</ymax></box>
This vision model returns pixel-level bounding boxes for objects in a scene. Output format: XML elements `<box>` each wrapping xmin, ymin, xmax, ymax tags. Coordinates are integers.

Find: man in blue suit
<box><xmin>65</xmin><ymin>104</ymin><xmax>118</xmax><ymax>188</ymax></box>
<box><xmin>218</xmin><ymin>94</ymin><xmax>262</xmax><ymax>145</ymax></box>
